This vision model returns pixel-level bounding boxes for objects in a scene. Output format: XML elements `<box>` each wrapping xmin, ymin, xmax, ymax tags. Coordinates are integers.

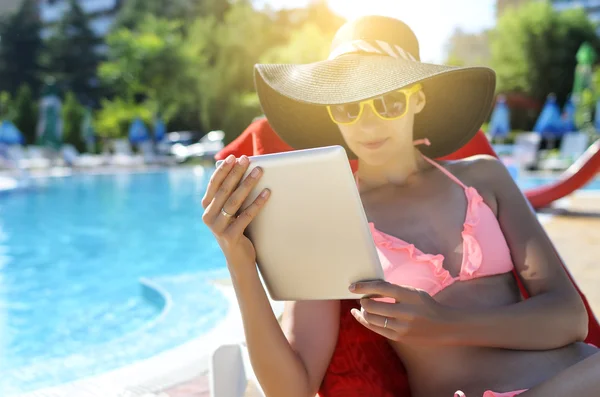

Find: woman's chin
<box><xmin>356</xmin><ymin>150</ymin><xmax>394</xmax><ymax>166</ymax></box>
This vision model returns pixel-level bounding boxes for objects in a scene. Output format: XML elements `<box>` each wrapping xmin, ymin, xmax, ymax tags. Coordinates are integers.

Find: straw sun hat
<box><xmin>253</xmin><ymin>15</ymin><xmax>497</xmax><ymax>159</ymax></box>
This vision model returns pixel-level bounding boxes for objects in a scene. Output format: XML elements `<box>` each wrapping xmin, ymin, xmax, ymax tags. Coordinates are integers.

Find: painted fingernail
<box><xmin>240</xmin><ymin>156</ymin><xmax>249</xmax><ymax>165</ymax></box>
<box><xmin>350</xmin><ymin>308</ymin><xmax>359</xmax><ymax>317</ymax></box>
<box><xmin>260</xmin><ymin>188</ymin><xmax>270</xmax><ymax>198</ymax></box>
<box><xmin>349</xmin><ymin>284</ymin><xmax>356</xmax><ymax>291</ymax></box>
<box><xmin>250</xmin><ymin>167</ymin><xmax>261</xmax><ymax>178</ymax></box>
<box><xmin>225</xmin><ymin>155</ymin><xmax>234</xmax><ymax>164</ymax></box>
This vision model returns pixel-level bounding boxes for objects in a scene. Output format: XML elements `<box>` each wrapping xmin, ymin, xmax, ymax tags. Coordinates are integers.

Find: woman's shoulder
<box><xmin>444</xmin><ymin>155</ymin><xmax>509</xmax><ymax>185</ymax></box>
<box><xmin>443</xmin><ymin>155</ymin><xmax>514</xmax><ymax>212</ymax></box>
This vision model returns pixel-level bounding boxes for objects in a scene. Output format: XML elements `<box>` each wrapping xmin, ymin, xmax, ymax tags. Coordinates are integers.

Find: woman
<box><xmin>202</xmin><ymin>16</ymin><xmax>600</xmax><ymax>397</ymax></box>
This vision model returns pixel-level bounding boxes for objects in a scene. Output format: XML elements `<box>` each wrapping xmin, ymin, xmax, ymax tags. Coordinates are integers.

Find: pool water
<box><xmin>0</xmin><ymin>168</ymin><xmax>229</xmax><ymax>395</ymax></box>
<box><xmin>516</xmin><ymin>175</ymin><xmax>600</xmax><ymax>191</ymax></box>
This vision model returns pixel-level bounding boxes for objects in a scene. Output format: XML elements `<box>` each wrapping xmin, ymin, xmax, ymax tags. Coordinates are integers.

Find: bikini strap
<box><xmin>415</xmin><ymin>139</ymin><xmax>468</xmax><ymax>190</ymax></box>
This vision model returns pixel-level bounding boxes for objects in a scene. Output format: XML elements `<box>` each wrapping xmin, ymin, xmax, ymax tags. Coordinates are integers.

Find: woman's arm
<box><xmin>232</xmin><ymin>264</ymin><xmax>340</xmax><ymax>397</ymax></box>
<box><xmin>444</xmin><ymin>156</ymin><xmax>588</xmax><ymax>349</ymax></box>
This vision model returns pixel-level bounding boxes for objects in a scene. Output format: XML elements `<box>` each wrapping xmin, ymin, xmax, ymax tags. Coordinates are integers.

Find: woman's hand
<box><xmin>201</xmin><ymin>154</ymin><xmax>271</xmax><ymax>273</ymax></box>
<box><xmin>349</xmin><ymin>280</ymin><xmax>454</xmax><ymax>344</ymax></box>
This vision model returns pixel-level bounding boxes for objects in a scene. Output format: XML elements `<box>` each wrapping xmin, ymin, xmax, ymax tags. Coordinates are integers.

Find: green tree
<box><xmin>0</xmin><ymin>0</ymin><xmax>43</xmax><ymax>95</ymax></box>
<box><xmin>113</xmin><ymin>0</ymin><xmax>228</xmax><ymax>31</ymax></box>
<box><xmin>42</xmin><ymin>0</ymin><xmax>101</xmax><ymax>104</ymax></box>
<box><xmin>13</xmin><ymin>84</ymin><xmax>37</xmax><ymax>145</ymax></box>
<box><xmin>98</xmin><ymin>15</ymin><xmax>196</xmax><ymax>125</ymax></box>
<box><xmin>260</xmin><ymin>22</ymin><xmax>332</xmax><ymax>65</ymax></box>
<box><xmin>490</xmin><ymin>2</ymin><xmax>600</xmax><ymax>105</ymax></box>
<box><xmin>0</xmin><ymin>91</ymin><xmax>14</xmax><ymax>121</ymax></box>
<box><xmin>62</xmin><ymin>91</ymin><xmax>85</xmax><ymax>151</ymax></box>
<box><xmin>94</xmin><ymin>97</ymin><xmax>154</xmax><ymax>139</ymax></box>
<box><xmin>186</xmin><ymin>2</ymin><xmax>284</xmax><ymax>141</ymax></box>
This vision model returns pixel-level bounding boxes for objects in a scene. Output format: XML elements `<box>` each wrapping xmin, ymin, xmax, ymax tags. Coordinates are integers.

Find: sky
<box><xmin>256</xmin><ymin>0</ymin><xmax>497</xmax><ymax>63</ymax></box>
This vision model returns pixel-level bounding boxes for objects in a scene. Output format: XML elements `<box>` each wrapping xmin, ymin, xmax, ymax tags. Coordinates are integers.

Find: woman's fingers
<box><xmin>213</xmin><ymin>165</ymin><xmax>264</xmax><ymax>232</ymax></box>
<box><xmin>226</xmin><ymin>188</ymin><xmax>271</xmax><ymax>238</ymax></box>
<box><xmin>201</xmin><ymin>155</ymin><xmax>236</xmax><ymax>209</ymax></box>
<box><xmin>351</xmin><ymin>308</ymin><xmax>398</xmax><ymax>340</ymax></box>
<box><xmin>203</xmin><ymin>156</ymin><xmax>251</xmax><ymax>227</ymax></box>
<box><xmin>360</xmin><ymin>298</ymin><xmax>415</xmax><ymax>321</ymax></box>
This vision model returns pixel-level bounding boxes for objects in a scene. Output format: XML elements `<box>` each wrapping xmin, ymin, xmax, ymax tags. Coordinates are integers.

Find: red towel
<box><xmin>214</xmin><ymin>117</ymin><xmax>600</xmax><ymax>346</ymax></box>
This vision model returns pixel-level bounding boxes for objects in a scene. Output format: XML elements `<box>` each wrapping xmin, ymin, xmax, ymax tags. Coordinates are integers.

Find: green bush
<box><xmin>13</xmin><ymin>84</ymin><xmax>38</xmax><ymax>145</ymax></box>
<box><xmin>0</xmin><ymin>91</ymin><xmax>15</xmax><ymax>121</ymax></box>
<box><xmin>94</xmin><ymin>97</ymin><xmax>153</xmax><ymax>139</ymax></box>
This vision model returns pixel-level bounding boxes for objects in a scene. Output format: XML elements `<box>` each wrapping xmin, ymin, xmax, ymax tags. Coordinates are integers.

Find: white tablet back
<box><xmin>234</xmin><ymin>145</ymin><xmax>384</xmax><ymax>301</ymax></box>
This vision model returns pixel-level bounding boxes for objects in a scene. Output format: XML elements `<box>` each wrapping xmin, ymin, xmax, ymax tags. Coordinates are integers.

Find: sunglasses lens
<box><xmin>377</xmin><ymin>91</ymin><xmax>408</xmax><ymax>119</ymax></box>
<box><xmin>330</xmin><ymin>103</ymin><xmax>361</xmax><ymax>123</ymax></box>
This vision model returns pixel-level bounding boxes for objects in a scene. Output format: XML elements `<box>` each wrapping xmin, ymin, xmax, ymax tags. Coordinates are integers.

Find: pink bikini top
<box><xmin>359</xmin><ymin>140</ymin><xmax>514</xmax><ymax>297</ymax></box>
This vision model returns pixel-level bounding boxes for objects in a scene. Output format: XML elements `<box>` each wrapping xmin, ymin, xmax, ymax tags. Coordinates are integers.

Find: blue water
<box><xmin>516</xmin><ymin>175</ymin><xmax>600</xmax><ymax>191</ymax></box>
<box><xmin>0</xmin><ymin>168</ymin><xmax>229</xmax><ymax>395</ymax></box>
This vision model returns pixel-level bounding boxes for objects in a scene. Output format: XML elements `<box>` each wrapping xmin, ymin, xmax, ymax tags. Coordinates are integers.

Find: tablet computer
<box><xmin>216</xmin><ymin>145</ymin><xmax>384</xmax><ymax>301</ymax></box>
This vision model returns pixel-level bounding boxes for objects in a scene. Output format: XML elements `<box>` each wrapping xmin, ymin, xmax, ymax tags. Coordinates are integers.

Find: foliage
<box><xmin>0</xmin><ymin>0</ymin><xmax>43</xmax><ymax>95</ymax></box>
<box><xmin>112</xmin><ymin>0</ymin><xmax>227</xmax><ymax>31</ymax></box>
<box><xmin>0</xmin><ymin>91</ymin><xmax>14</xmax><ymax>121</ymax></box>
<box><xmin>98</xmin><ymin>15</ymin><xmax>195</xmax><ymax>125</ymax></box>
<box><xmin>186</xmin><ymin>2</ymin><xmax>275</xmax><ymax>142</ymax></box>
<box><xmin>61</xmin><ymin>91</ymin><xmax>86</xmax><ymax>151</ymax></box>
<box><xmin>0</xmin><ymin>0</ymin><xmax>348</xmax><ymax>144</ymax></box>
<box><xmin>42</xmin><ymin>0</ymin><xmax>102</xmax><ymax>104</ymax></box>
<box><xmin>490</xmin><ymin>2</ymin><xmax>600</xmax><ymax>105</ymax></box>
<box><xmin>94</xmin><ymin>97</ymin><xmax>154</xmax><ymax>139</ymax></box>
<box><xmin>260</xmin><ymin>22</ymin><xmax>332</xmax><ymax>64</ymax></box>
<box><xmin>13</xmin><ymin>84</ymin><xmax>37</xmax><ymax>145</ymax></box>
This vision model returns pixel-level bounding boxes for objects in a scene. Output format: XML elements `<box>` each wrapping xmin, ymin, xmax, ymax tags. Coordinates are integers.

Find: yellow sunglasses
<box><xmin>326</xmin><ymin>84</ymin><xmax>422</xmax><ymax>125</ymax></box>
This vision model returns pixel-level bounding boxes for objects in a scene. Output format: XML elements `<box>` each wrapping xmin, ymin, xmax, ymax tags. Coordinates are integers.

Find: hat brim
<box><xmin>254</xmin><ymin>54</ymin><xmax>496</xmax><ymax>159</ymax></box>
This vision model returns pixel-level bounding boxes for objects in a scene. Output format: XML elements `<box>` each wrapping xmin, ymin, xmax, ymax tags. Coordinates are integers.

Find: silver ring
<box><xmin>221</xmin><ymin>208</ymin><xmax>235</xmax><ymax>218</ymax></box>
<box><xmin>383</xmin><ymin>317</ymin><xmax>388</xmax><ymax>329</ymax></box>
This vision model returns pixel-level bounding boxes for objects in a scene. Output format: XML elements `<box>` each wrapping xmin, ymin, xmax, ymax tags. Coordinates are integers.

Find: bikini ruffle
<box><xmin>460</xmin><ymin>187</ymin><xmax>484</xmax><ymax>278</ymax></box>
<box><xmin>369</xmin><ymin>223</ymin><xmax>454</xmax><ymax>286</ymax></box>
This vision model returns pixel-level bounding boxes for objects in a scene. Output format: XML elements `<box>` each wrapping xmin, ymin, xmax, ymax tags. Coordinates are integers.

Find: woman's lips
<box><xmin>361</xmin><ymin>138</ymin><xmax>389</xmax><ymax>150</ymax></box>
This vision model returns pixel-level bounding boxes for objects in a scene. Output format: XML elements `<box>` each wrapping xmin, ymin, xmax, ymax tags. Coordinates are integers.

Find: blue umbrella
<box><xmin>128</xmin><ymin>118</ymin><xmax>149</xmax><ymax>143</ymax></box>
<box><xmin>487</xmin><ymin>95</ymin><xmax>510</xmax><ymax>139</ymax></box>
<box><xmin>533</xmin><ymin>94</ymin><xmax>564</xmax><ymax>137</ymax></box>
<box><xmin>561</xmin><ymin>95</ymin><xmax>577</xmax><ymax>133</ymax></box>
<box><xmin>0</xmin><ymin>120</ymin><xmax>24</xmax><ymax>144</ymax></box>
<box><xmin>154</xmin><ymin>117</ymin><xmax>166</xmax><ymax>142</ymax></box>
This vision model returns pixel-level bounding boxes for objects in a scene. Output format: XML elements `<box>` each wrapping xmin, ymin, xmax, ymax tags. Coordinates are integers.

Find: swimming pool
<box><xmin>516</xmin><ymin>175</ymin><xmax>600</xmax><ymax>191</ymax></box>
<box><xmin>0</xmin><ymin>167</ymin><xmax>598</xmax><ymax>395</ymax></box>
<box><xmin>0</xmin><ymin>168</ymin><xmax>229</xmax><ymax>395</ymax></box>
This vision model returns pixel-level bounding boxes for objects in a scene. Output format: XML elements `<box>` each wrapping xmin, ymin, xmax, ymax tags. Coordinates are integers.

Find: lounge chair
<box><xmin>5</xmin><ymin>144</ymin><xmax>52</xmax><ymax>169</ymax></box>
<box><xmin>538</xmin><ymin>132</ymin><xmax>590</xmax><ymax>171</ymax></box>
<box><xmin>110</xmin><ymin>139</ymin><xmax>145</xmax><ymax>167</ymax></box>
<box><xmin>209</xmin><ymin>119</ymin><xmax>600</xmax><ymax>397</ymax></box>
<box><xmin>60</xmin><ymin>144</ymin><xmax>107</xmax><ymax>168</ymax></box>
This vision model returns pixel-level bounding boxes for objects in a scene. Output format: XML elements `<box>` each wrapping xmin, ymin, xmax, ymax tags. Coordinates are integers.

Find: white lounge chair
<box><xmin>210</xmin><ymin>343</ymin><xmax>265</xmax><ymax>397</ymax></box>
<box><xmin>61</xmin><ymin>144</ymin><xmax>107</xmax><ymax>168</ymax></box>
<box><xmin>5</xmin><ymin>145</ymin><xmax>52</xmax><ymax>169</ymax></box>
<box><xmin>538</xmin><ymin>132</ymin><xmax>590</xmax><ymax>171</ymax></box>
<box><xmin>513</xmin><ymin>132</ymin><xmax>542</xmax><ymax>170</ymax></box>
<box><xmin>110</xmin><ymin>139</ymin><xmax>145</xmax><ymax>167</ymax></box>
